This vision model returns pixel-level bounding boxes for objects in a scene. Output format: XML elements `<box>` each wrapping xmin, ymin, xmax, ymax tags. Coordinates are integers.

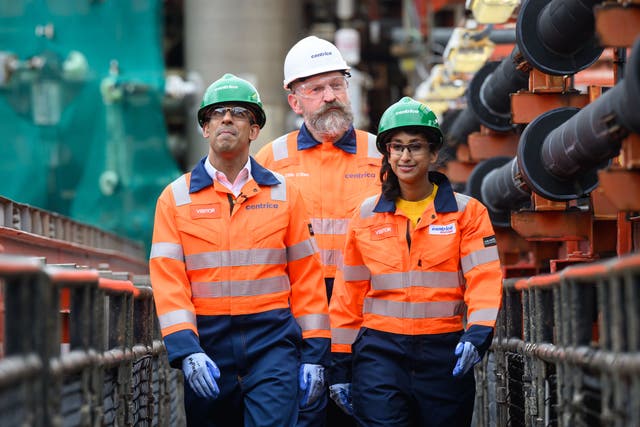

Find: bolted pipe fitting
<box><xmin>516</xmin><ymin>36</ymin><xmax>640</xmax><ymax>200</ymax></box>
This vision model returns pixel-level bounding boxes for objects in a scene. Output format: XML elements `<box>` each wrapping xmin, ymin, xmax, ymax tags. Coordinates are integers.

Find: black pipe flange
<box><xmin>517</xmin><ymin>107</ymin><xmax>601</xmax><ymax>201</ymax></box>
<box><xmin>516</xmin><ymin>0</ymin><xmax>604</xmax><ymax>75</ymax></box>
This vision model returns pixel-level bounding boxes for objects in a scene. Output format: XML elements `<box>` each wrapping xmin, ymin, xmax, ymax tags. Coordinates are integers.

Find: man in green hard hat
<box><xmin>150</xmin><ymin>73</ymin><xmax>330</xmax><ymax>426</ymax></box>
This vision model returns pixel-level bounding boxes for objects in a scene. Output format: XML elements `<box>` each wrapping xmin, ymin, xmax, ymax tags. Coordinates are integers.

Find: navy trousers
<box><xmin>351</xmin><ymin>328</ymin><xmax>475</xmax><ymax>427</ymax></box>
<box><xmin>184</xmin><ymin>310</ymin><xmax>302</xmax><ymax>427</ymax></box>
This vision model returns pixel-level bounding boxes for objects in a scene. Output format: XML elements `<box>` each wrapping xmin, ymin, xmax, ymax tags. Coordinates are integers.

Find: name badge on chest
<box><xmin>191</xmin><ymin>203</ymin><xmax>222</xmax><ymax>219</ymax></box>
<box><xmin>370</xmin><ymin>223</ymin><xmax>398</xmax><ymax>240</ymax></box>
<box><xmin>429</xmin><ymin>223</ymin><xmax>456</xmax><ymax>235</ymax></box>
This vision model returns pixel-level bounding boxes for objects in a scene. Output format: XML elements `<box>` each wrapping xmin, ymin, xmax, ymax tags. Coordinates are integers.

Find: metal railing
<box><xmin>0</xmin><ymin>255</ymin><xmax>185</xmax><ymax>427</ymax></box>
<box><xmin>476</xmin><ymin>252</ymin><xmax>640</xmax><ymax>426</ymax></box>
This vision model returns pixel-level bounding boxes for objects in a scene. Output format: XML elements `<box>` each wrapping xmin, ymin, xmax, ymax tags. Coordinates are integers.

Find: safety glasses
<box><xmin>293</xmin><ymin>76</ymin><xmax>349</xmax><ymax>100</ymax></box>
<box><xmin>386</xmin><ymin>142</ymin><xmax>430</xmax><ymax>157</ymax></box>
<box><xmin>209</xmin><ymin>106</ymin><xmax>255</xmax><ymax>123</ymax></box>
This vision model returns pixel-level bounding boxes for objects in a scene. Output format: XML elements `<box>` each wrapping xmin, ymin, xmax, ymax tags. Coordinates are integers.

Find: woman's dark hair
<box><xmin>380</xmin><ymin>155</ymin><xmax>401</xmax><ymax>200</ymax></box>
<box><xmin>378</xmin><ymin>126</ymin><xmax>440</xmax><ymax>201</ymax></box>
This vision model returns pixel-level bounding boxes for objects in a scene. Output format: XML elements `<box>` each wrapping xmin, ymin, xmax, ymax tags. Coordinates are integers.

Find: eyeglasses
<box><xmin>209</xmin><ymin>106</ymin><xmax>255</xmax><ymax>122</ymax></box>
<box><xmin>386</xmin><ymin>142</ymin><xmax>430</xmax><ymax>156</ymax></box>
<box><xmin>294</xmin><ymin>76</ymin><xmax>348</xmax><ymax>99</ymax></box>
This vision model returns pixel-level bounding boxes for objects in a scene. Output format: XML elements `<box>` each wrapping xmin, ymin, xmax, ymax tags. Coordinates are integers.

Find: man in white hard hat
<box><xmin>255</xmin><ymin>35</ymin><xmax>381</xmax><ymax>427</ymax></box>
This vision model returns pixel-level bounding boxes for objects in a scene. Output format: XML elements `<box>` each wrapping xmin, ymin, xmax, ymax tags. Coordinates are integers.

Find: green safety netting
<box><xmin>0</xmin><ymin>0</ymin><xmax>181</xmax><ymax>253</ymax></box>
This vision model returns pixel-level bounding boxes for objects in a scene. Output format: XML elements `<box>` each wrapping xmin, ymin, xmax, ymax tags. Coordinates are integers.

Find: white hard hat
<box><xmin>283</xmin><ymin>36</ymin><xmax>351</xmax><ymax>89</ymax></box>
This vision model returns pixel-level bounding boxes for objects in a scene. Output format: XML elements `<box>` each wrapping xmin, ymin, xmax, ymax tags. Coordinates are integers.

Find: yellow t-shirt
<box><xmin>396</xmin><ymin>184</ymin><xmax>438</xmax><ymax>228</ymax></box>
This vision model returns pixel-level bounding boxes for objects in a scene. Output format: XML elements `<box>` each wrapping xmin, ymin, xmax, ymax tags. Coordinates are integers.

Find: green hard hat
<box><xmin>376</xmin><ymin>96</ymin><xmax>443</xmax><ymax>154</ymax></box>
<box><xmin>197</xmin><ymin>73</ymin><xmax>266</xmax><ymax>128</ymax></box>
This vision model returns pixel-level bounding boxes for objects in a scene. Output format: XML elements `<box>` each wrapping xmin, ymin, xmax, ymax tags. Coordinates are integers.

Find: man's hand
<box><xmin>182</xmin><ymin>352</ymin><xmax>221</xmax><ymax>399</ymax></box>
<box><xmin>329</xmin><ymin>383</ymin><xmax>353</xmax><ymax>415</ymax></box>
<box><xmin>299</xmin><ymin>363</ymin><xmax>325</xmax><ymax>407</ymax></box>
<box><xmin>452</xmin><ymin>341</ymin><xmax>481</xmax><ymax>377</ymax></box>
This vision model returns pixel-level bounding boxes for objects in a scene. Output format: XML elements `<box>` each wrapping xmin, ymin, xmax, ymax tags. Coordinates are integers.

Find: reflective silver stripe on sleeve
<box><xmin>467</xmin><ymin>307</ymin><xmax>499</xmax><ymax>323</ymax></box>
<box><xmin>158</xmin><ymin>309</ymin><xmax>197</xmax><ymax>330</ymax></box>
<box><xmin>150</xmin><ymin>242</ymin><xmax>184</xmax><ymax>261</ymax></box>
<box><xmin>296</xmin><ymin>313</ymin><xmax>330</xmax><ymax>331</ymax></box>
<box><xmin>360</xmin><ymin>195</ymin><xmax>378</xmax><ymax>219</ymax></box>
<box><xmin>171</xmin><ymin>175</ymin><xmax>191</xmax><ymax>206</ymax></box>
<box><xmin>185</xmin><ymin>248</ymin><xmax>287</xmax><ymax>270</ymax></box>
<box><xmin>271</xmin><ymin>135</ymin><xmax>289</xmax><ymax>161</ymax></box>
<box><xmin>270</xmin><ymin>171</ymin><xmax>287</xmax><ymax>201</ymax></box>
<box><xmin>363</xmin><ymin>298</ymin><xmax>465</xmax><ymax>319</ymax></box>
<box><xmin>461</xmin><ymin>246</ymin><xmax>500</xmax><ymax>274</ymax></box>
<box><xmin>367</xmin><ymin>132</ymin><xmax>382</xmax><ymax>158</ymax></box>
<box><xmin>191</xmin><ymin>275</ymin><xmax>290</xmax><ymax>297</ymax></box>
<box><xmin>371</xmin><ymin>270</ymin><xmax>461</xmax><ymax>290</ymax></box>
<box><xmin>332</xmin><ymin>327</ymin><xmax>359</xmax><ymax>345</ymax></box>
<box><xmin>311</xmin><ymin>218</ymin><xmax>349</xmax><ymax>235</ymax></box>
<box><xmin>287</xmin><ymin>238</ymin><xmax>318</xmax><ymax>262</ymax></box>
<box><xmin>454</xmin><ymin>193</ymin><xmax>470</xmax><ymax>212</ymax></box>
<box><xmin>342</xmin><ymin>264</ymin><xmax>371</xmax><ymax>281</ymax></box>
<box><xmin>320</xmin><ymin>249</ymin><xmax>341</xmax><ymax>267</ymax></box>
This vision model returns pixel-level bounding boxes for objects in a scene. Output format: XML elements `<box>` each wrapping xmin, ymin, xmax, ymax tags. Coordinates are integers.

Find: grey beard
<box><xmin>308</xmin><ymin>108</ymin><xmax>354</xmax><ymax>139</ymax></box>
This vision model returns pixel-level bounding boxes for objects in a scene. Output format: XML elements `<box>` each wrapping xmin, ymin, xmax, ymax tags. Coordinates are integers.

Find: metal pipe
<box><xmin>541</xmin><ymin>81</ymin><xmax>637</xmax><ymax>179</ymax></box>
<box><xmin>431</xmin><ymin>27</ymin><xmax>517</xmax><ymax>46</ymax></box>
<box><xmin>466</xmin><ymin>156</ymin><xmax>530</xmax><ymax>226</ymax></box>
<box><xmin>468</xmin><ymin>47</ymin><xmax>529</xmax><ymax>132</ymax></box>
<box><xmin>481</xmin><ymin>158</ymin><xmax>531</xmax><ymax>213</ymax></box>
<box><xmin>480</xmin><ymin>48</ymin><xmax>529</xmax><ymax>119</ymax></box>
<box><xmin>445</xmin><ymin>106</ymin><xmax>480</xmax><ymax>147</ymax></box>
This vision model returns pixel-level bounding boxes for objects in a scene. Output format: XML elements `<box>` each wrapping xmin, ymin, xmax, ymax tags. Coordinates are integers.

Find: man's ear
<box><xmin>202</xmin><ymin>123</ymin><xmax>210</xmax><ymax>138</ymax></box>
<box><xmin>248</xmin><ymin>124</ymin><xmax>261</xmax><ymax>142</ymax></box>
<box><xmin>288</xmin><ymin>92</ymin><xmax>303</xmax><ymax>115</ymax></box>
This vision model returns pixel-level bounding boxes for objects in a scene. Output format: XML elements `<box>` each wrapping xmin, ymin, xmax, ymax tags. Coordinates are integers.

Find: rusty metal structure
<box><xmin>441</xmin><ymin>0</ymin><xmax>640</xmax><ymax>425</ymax></box>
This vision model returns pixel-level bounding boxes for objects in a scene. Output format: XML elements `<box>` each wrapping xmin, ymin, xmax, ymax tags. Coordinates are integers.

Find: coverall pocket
<box><xmin>175</xmin><ymin>217</ymin><xmax>221</xmax><ymax>247</ymax></box>
<box><xmin>250</xmin><ymin>215</ymin><xmax>288</xmax><ymax>247</ymax></box>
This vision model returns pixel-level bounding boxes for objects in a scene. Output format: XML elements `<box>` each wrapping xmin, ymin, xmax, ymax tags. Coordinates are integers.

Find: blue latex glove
<box><xmin>182</xmin><ymin>352</ymin><xmax>221</xmax><ymax>399</ymax></box>
<box><xmin>299</xmin><ymin>363</ymin><xmax>325</xmax><ymax>407</ymax></box>
<box><xmin>329</xmin><ymin>383</ymin><xmax>353</xmax><ymax>415</ymax></box>
<box><xmin>452</xmin><ymin>341</ymin><xmax>481</xmax><ymax>377</ymax></box>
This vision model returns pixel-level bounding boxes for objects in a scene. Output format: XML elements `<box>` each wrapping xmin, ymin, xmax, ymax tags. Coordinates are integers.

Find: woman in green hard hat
<box><xmin>328</xmin><ymin>97</ymin><xmax>503</xmax><ymax>426</ymax></box>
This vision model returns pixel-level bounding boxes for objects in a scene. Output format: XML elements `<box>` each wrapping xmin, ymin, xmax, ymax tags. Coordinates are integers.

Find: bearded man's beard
<box><xmin>307</xmin><ymin>101</ymin><xmax>354</xmax><ymax>139</ymax></box>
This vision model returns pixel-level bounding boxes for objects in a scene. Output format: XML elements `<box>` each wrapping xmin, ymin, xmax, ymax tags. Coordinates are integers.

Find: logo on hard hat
<box><xmin>311</xmin><ymin>51</ymin><xmax>333</xmax><ymax>59</ymax></box>
<box><xmin>215</xmin><ymin>85</ymin><xmax>239</xmax><ymax>91</ymax></box>
<box><xmin>395</xmin><ymin>109</ymin><xmax>419</xmax><ymax>116</ymax></box>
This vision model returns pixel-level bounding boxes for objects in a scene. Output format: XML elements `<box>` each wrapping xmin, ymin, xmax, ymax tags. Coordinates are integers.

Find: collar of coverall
<box><xmin>374</xmin><ymin>171</ymin><xmax>459</xmax><ymax>214</ymax></box>
<box><xmin>297</xmin><ymin>124</ymin><xmax>357</xmax><ymax>154</ymax></box>
<box><xmin>189</xmin><ymin>156</ymin><xmax>281</xmax><ymax>193</ymax></box>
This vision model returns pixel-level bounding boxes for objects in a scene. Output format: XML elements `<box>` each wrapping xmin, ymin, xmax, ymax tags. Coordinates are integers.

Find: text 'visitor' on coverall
<box><xmin>150</xmin><ymin>157</ymin><xmax>330</xmax><ymax>426</ymax></box>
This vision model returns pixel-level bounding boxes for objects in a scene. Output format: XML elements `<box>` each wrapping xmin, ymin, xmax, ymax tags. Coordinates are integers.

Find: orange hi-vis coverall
<box><xmin>150</xmin><ymin>157</ymin><xmax>330</xmax><ymax>368</ymax></box>
<box><xmin>255</xmin><ymin>125</ymin><xmax>381</xmax><ymax>280</ymax></box>
<box><xmin>330</xmin><ymin>171</ymin><xmax>503</xmax><ymax>379</ymax></box>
